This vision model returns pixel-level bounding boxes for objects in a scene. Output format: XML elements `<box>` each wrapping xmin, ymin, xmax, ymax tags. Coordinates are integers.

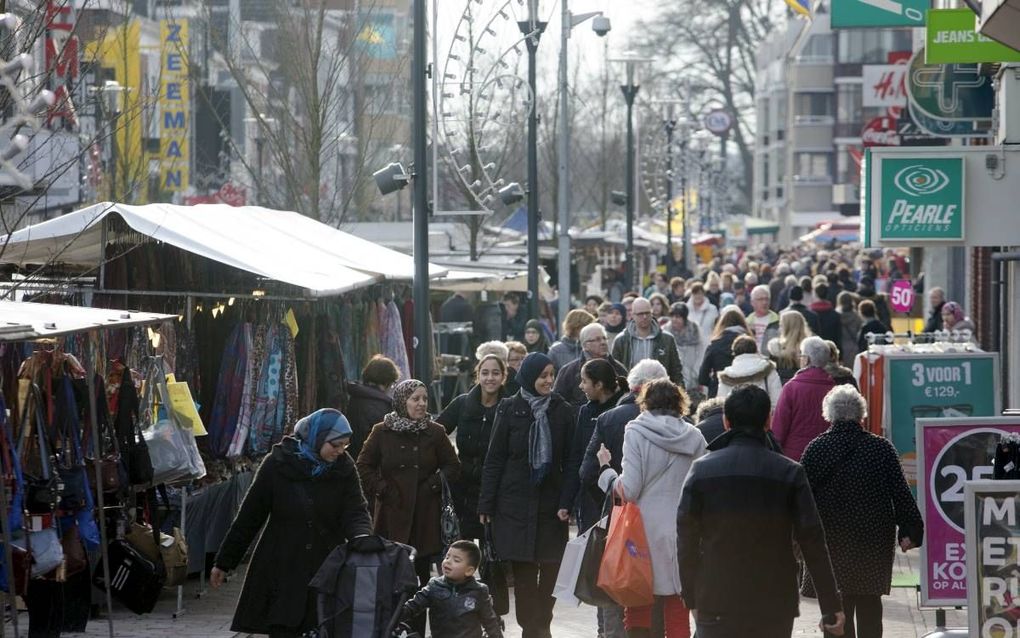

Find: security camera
<box><xmin>592</xmin><ymin>15</ymin><xmax>611</xmax><ymax>37</ymax></box>
<box><xmin>611</xmin><ymin>190</ymin><xmax>627</xmax><ymax>206</ymax></box>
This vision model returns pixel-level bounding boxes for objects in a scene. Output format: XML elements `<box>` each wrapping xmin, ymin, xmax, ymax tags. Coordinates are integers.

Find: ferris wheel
<box><xmin>438</xmin><ymin>0</ymin><xmax>535</xmax><ymax>211</ymax></box>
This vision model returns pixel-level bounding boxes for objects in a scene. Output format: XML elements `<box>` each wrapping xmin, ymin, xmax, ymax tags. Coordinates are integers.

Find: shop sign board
<box><xmin>884</xmin><ymin>352</ymin><xmax>999</xmax><ymax>492</ymax></box>
<box><xmin>918</xmin><ymin>418</ymin><xmax>1020</xmax><ymax>606</ymax></box>
<box><xmin>832</xmin><ymin>0</ymin><xmax>927</xmax><ymax>28</ymax></box>
<box><xmin>926</xmin><ymin>9</ymin><xmax>1020</xmax><ymax>64</ymax></box>
<box><xmin>909</xmin><ymin>101</ymin><xmax>991</xmax><ymax>139</ymax></box>
<box><xmin>862</xmin><ymin>116</ymin><xmax>901</xmax><ymax>147</ymax></box>
<box><xmin>889</xmin><ymin>280</ymin><xmax>915</xmax><ymax>312</ymax></box>
<box><xmin>964</xmin><ymin>480</ymin><xmax>1020</xmax><ymax>635</ymax></box>
<box><xmin>160</xmin><ymin>19</ymin><xmax>190</xmax><ymax>192</ymax></box>
<box><xmin>863</xmin><ymin>65</ymin><xmax>909</xmax><ymax>108</ymax></box>
<box><xmin>908</xmin><ymin>49</ymin><xmax>995</xmax><ymax>122</ymax></box>
<box><xmin>878</xmin><ymin>156</ymin><xmax>965</xmax><ymax>241</ymax></box>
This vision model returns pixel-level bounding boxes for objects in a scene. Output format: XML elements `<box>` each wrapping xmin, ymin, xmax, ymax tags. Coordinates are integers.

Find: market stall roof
<box><xmin>432</xmin><ymin>262</ymin><xmax>554</xmax><ymax>297</ymax></box>
<box><xmin>0</xmin><ymin>301</ymin><xmax>176</xmax><ymax>341</ymax></box>
<box><xmin>0</xmin><ymin>202</ymin><xmax>447</xmax><ymax>297</ymax></box>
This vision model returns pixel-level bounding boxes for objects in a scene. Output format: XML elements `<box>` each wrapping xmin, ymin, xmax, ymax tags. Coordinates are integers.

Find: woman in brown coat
<box><xmin>356</xmin><ymin>378</ymin><xmax>462</xmax><ymax>633</ymax></box>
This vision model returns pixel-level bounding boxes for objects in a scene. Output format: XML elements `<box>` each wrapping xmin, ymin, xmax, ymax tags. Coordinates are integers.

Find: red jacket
<box><xmin>771</xmin><ymin>367</ymin><xmax>836</xmax><ymax>462</ymax></box>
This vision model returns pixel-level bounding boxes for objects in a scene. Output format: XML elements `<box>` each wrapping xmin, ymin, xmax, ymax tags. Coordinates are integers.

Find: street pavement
<box><xmin>3</xmin><ymin>548</ymin><xmax>966</xmax><ymax>637</ymax></box>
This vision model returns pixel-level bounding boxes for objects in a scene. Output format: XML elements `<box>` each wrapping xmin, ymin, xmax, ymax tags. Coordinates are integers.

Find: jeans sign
<box><xmin>879</xmin><ymin>157</ymin><xmax>964</xmax><ymax>241</ymax></box>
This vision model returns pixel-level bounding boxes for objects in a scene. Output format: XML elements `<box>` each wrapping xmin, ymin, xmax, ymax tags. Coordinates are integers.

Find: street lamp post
<box><xmin>610</xmin><ymin>53</ymin><xmax>651</xmax><ymax>292</ymax></box>
<box><xmin>412</xmin><ymin>0</ymin><xmax>432</xmax><ymax>384</ymax></box>
<box><xmin>519</xmin><ymin>1</ymin><xmax>546</xmax><ymax>321</ymax></box>
<box><xmin>663</xmin><ymin>105</ymin><xmax>676</xmax><ymax>274</ymax></box>
<box><xmin>557</xmin><ymin>4</ymin><xmax>609</xmax><ymax>322</ymax></box>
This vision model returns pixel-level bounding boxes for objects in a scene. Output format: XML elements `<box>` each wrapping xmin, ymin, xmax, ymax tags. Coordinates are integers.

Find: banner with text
<box><xmin>863</xmin><ymin>65</ymin><xmax>908</xmax><ymax>108</ymax></box>
<box><xmin>160</xmin><ymin>20</ymin><xmax>190</xmax><ymax>192</ymax></box>
<box><xmin>965</xmin><ymin>480</ymin><xmax>1020</xmax><ymax>635</ymax></box>
<box><xmin>926</xmin><ymin>9</ymin><xmax>1020</xmax><ymax>64</ymax></box>
<box><xmin>918</xmin><ymin>418</ymin><xmax>1020</xmax><ymax>606</ymax></box>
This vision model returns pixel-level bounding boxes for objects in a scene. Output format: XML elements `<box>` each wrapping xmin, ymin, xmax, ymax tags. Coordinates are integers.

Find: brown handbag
<box><xmin>85</xmin><ymin>456</ymin><xmax>122</xmax><ymax>494</ymax></box>
<box><xmin>60</xmin><ymin>525</ymin><xmax>88</xmax><ymax>577</ymax></box>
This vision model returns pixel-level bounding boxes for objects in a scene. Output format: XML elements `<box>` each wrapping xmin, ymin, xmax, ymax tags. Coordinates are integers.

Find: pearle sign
<box><xmin>879</xmin><ymin>157</ymin><xmax>965</xmax><ymax>241</ymax></box>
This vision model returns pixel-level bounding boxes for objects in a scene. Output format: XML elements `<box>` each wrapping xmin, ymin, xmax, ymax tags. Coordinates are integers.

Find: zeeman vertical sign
<box><xmin>160</xmin><ymin>20</ymin><xmax>190</xmax><ymax>192</ymax></box>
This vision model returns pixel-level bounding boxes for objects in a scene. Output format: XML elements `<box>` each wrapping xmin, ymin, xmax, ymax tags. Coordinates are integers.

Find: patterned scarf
<box><xmin>384</xmin><ymin>379</ymin><xmax>431</xmax><ymax>433</ymax></box>
<box><xmin>522</xmin><ymin>388</ymin><xmax>554</xmax><ymax>486</ymax></box>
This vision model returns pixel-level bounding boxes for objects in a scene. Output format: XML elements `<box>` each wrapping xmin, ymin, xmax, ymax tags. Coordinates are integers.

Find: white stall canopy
<box><xmin>0</xmin><ymin>301</ymin><xmax>177</xmax><ymax>341</ymax></box>
<box><xmin>0</xmin><ymin>202</ymin><xmax>446</xmax><ymax>296</ymax></box>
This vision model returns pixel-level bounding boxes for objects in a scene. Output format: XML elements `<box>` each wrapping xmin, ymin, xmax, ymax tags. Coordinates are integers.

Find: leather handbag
<box><xmin>480</xmin><ymin>523</ymin><xmax>509</xmax><ymax>616</ymax></box>
<box><xmin>93</xmin><ymin>539</ymin><xmax>165</xmax><ymax>614</ymax></box>
<box><xmin>438</xmin><ymin>471</ymin><xmax>460</xmax><ymax>546</ymax></box>
<box><xmin>59</xmin><ymin>524</ymin><xmax>88</xmax><ymax>577</ymax></box>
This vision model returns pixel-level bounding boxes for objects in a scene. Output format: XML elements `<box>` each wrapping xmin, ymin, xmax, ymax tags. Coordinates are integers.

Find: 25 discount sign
<box><xmin>918</xmin><ymin>418</ymin><xmax>1020</xmax><ymax>606</ymax></box>
<box><xmin>884</xmin><ymin>352</ymin><xmax>999</xmax><ymax>493</ymax></box>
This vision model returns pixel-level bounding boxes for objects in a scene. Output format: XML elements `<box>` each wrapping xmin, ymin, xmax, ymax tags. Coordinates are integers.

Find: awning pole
<box><xmin>86</xmin><ymin>343</ymin><xmax>116</xmax><ymax>638</ymax></box>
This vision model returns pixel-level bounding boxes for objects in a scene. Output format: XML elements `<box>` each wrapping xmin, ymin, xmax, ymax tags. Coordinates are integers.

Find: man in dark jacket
<box><xmin>554</xmin><ymin>323</ymin><xmax>628</xmax><ymax>407</ymax></box>
<box><xmin>610</xmin><ymin>297</ymin><xmax>684</xmax><ymax>384</ymax></box>
<box><xmin>787</xmin><ymin>285</ymin><xmax>821</xmax><ymax>335</ymax></box>
<box><xmin>677</xmin><ymin>385</ymin><xmax>845</xmax><ymax>638</ymax></box>
<box><xmin>924</xmin><ymin>286</ymin><xmax>946</xmax><ymax>333</ymax></box>
<box><xmin>810</xmin><ymin>283</ymin><xmax>841</xmax><ymax>345</ymax></box>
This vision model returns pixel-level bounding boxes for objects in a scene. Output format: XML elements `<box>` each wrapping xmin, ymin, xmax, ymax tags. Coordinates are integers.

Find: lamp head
<box><xmin>611</xmin><ymin>190</ymin><xmax>627</xmax><ymax>207</ymax></box>
<box><xmin>373</xmin><ymin>162</ymin><xmax>410</xmax><ymax>196</ymax></box>
<box><xmin>592</xmin><ymin>15</ymin><xmax>611</xmax><ymax>37</ymax></box>
<box><xmin>498</xmin><ymin>182</ymin><xmax>525</xmax><ymax>206</ymax></box>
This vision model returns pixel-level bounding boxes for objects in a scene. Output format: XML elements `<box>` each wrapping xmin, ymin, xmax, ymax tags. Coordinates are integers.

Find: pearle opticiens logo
<box><xmin>894</xmin><ymin>164</ymin><xmax>952</xmax><ymax>197</ymax></box>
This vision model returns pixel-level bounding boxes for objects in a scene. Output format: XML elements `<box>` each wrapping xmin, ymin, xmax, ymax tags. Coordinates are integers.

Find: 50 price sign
<box><xmin>890</xmin><ymin>280</ymin><xmax>915</xmax><ymax>313</ymax></box>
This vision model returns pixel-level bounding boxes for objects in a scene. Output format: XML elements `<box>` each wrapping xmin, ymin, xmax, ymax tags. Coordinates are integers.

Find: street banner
<box><xmin>877</xmin><ymin>156</ymin><xmax>965</xmax><ymax>242</ymax></box>
<box><xmin>964</xmin><ymin>480</ymin><xmax>1020</xmax><ymax>634</ymax></box>
<box><xmin>917</xmin><ymin>417</ymin><xmax>1019</xmax><ymax>606</ymax></box>
<box><xmin>832</xmin><ymin>0</ymin><xmax>926</xmax><ymax>28</ymax></box>
<box><xmin>908</xmin><ymin>49</ymin><xmax>995</xmax><ymax>123</ymax></box>
<box><xmin>926</xmin><ymin>9</ymin><xmax>1020</xmax><ymax>64</ymax></box>
<box><xmin>863</xmin><ymin>65</ymin><xmax>908</xmax><ymax>108</ymax></box>
<box><xmin>885</xmin><ymin>352</ymin><xmax>1000</xmax><ymax>490</ymax></box>
<box><xmin>159</xmin><ymin>19</ymin><xmax>190</xmax><ymax>192</ymax></box>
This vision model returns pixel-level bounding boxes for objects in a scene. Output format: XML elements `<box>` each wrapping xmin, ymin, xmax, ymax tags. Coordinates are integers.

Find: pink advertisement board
<box><xmin>917</xmin><ymin>417</ymin><xmax>1020</xmax><ymax>606</ymax></box>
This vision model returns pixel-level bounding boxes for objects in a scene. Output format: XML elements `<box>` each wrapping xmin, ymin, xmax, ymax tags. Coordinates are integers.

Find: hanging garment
<box><xmin>363</xmin><ymin>301</ymin><xmax>382</xmax><ymax>371</ymax></box>
<box><xmin>282</xmin><ymin>328</ymin><xmax>299</xmax><ymax>434</ymax></box>
<box><xmin>228</xmin><ymin>324</ymin><xmax>256</xmax><ymax>459</ymax></box>
<box><xmin>338</xmin><ymin>300</ymin><xmax>357</xmax><ymax>380</ymax></box>
<box><xmin>207</xmin><ymin>323</ymin><xmax>250</xmax><ymax>458</ymax></box>
<box><xmin>318</xmin><ymin>307</ymin><xmax>350</xmax><ymax>412</ymax></box>
<box><xmin>249</xmin><ymin>324</ymin><xmax>286</xmax><ymax>456</ymax></box>
<box><xmin>381</xmin><ymin>301</ymin><xmax>411</xmax><ymax>382</ymax></box>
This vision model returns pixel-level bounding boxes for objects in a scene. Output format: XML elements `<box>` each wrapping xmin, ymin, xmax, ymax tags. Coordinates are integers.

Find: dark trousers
<box><xmin>511</xmin><ymin>561</ymin><xmax>560</xmax><ymax>638</ymax></box>
<box><xmin>695</xmin><ymin>614</ymin><xmax>794</xmax><ymax>638</ymax></box>
<box><xmin>826</xmin><ymin>594</ymin><xmax>882</xmax><ymax>638</ymax></box>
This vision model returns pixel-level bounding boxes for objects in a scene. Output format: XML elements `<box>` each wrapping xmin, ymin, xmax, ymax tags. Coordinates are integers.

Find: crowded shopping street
<box><xmin>2</xmin><ymin>0</ymin><xmax>1020</xmax><ymax>636</ymax></box>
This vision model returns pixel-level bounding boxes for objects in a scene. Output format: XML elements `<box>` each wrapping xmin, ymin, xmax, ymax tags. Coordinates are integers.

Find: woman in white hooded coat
<box><xmin>716</xmin><ymin>335</ymin><xmax>783</xmax><ymax>407</ymax></box>
<box><xmin>596</xmin><ymin>379</ymin><xmax>707</xmax><ymax>638</ymax></box>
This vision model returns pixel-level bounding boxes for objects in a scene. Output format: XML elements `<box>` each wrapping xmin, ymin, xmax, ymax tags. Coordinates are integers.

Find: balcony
<box><xmin>791</xmin><ymin>117</ymin><xmax>834</xmax><ymax>149</ymax></box>
<box><xmin>833</xmin><ymin>121</ymin><xmax>863</xmax><ymax>139</ymax></box>
<box><xmin>790</xmin><ymin>179</ymin><xmax>834</xmax><ymax>211</ymax></box>
<box><xmin>790</xmin><ymin>63</ymin><xmax>834</xmax><ymax>92</ymax></box>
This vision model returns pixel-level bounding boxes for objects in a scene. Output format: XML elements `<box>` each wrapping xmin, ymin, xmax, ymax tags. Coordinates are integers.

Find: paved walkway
<box><xmin>2</xmin><ymin>549</ymin><xmax>967</xmax><ymax>637</ymax></box>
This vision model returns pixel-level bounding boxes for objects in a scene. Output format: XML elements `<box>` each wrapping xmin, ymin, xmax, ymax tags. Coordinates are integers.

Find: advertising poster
<box><xmin>885</xmin><ymin>352</ymin><xmax>1000</xmax><ymax>490</ymax></box>
<box><xmin>917</xmin><ymin>418</ymin><xmax>1020</xmax><ymax>606</ymax></box>
<box><xmin>964</xmin><ymin>480</ymin><xmax>1020</xmax><ymax>636</ymax></box>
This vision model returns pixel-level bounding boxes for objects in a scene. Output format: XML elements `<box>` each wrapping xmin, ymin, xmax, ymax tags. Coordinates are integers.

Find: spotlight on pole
<box><xmin>498</xmin><ymin>182</ymin><xmax>525</xmax><ymax>206</ymax></box>
<box><xmin>373</xmin><ymin>162</ymin><xmax>410</xmax><ymax>196</ymax></box>
<box><xmin>611</xmin><ymin>190</ymin><xmax>628</xmax><ymax>207</ymax></box>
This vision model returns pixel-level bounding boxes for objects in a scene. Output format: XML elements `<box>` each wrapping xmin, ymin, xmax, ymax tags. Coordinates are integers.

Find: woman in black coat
<box><xmin>345</xmin><ymin>355</ymin><xmax>400</xmax><ymax>461</ymax></box>
<box><xmin>697</xmin><ymin>308</ymin><xmax>751</xmax><ymax>398</ymax></box>
<box><xmin>211</xmin><ymin>409</ymin><xmax>372</xmax><ymax>637</ymax></box>
<box><xmin>801</xmin><ymin>385</ymin><xmax>923</xmax><ymax>638</ymax></box>
<box><xmin>478</xmin><ymin>352</ymin><xmax>577</xmax><ymax>638</ymax></box>
<box><xmin>436</xmin><ymin>354</ymin><xmax>508</xmax><ymax>541</ymax></box>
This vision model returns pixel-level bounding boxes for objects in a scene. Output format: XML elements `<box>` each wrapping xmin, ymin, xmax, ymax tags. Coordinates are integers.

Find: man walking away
<box><xmin>677</xmin><ymin>385</ymin><xmax>845</xmax><ymax>638</ymax></box>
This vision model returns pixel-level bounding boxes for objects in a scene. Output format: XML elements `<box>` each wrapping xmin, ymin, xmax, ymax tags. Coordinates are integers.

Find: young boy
<box><xmin>398</xmin><ymin>540</ymin><xmax>503</xmax><ymax>638</ymax></box>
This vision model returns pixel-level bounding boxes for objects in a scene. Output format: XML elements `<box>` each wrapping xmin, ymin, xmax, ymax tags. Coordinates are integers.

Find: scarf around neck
<box><xmin>521</xmin><ymin>388</ymin><xmax>554</xmax><ymax>486</ymax></box>
<box><xmin>385</xmin><ymin>379</ymin><xmax>431</xmax><ymax>433</ymax></box>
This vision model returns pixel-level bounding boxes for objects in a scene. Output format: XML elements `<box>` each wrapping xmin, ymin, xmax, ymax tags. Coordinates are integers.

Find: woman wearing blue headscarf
<box><xmin>478</xmin><ymin>352</ymin><xmax>578</xmax><ymax>638</ymax></box>
<box><xmin>211</xmin><ymin>409</ymin><xmax>372</xmax><ymax>638</ymax></box>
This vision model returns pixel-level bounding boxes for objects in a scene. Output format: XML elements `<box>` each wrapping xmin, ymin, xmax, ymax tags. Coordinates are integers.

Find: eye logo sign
<box><xmin>894</xmin><ymin>165</ymin><xmax>951</xmax><ymax>197</ymax></box>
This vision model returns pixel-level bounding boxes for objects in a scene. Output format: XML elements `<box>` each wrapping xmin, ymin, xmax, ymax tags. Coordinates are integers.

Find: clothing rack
<box><xmin>865</xmin><ymin>329</ymin><xmax>978</xmax><ymax>348</ymax></box>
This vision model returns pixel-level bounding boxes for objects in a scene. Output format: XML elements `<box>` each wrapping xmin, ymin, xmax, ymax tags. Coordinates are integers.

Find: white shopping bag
<box><xmin>552</xmin><ymin>523</ymin><xmax>596</xmax><ymax>606</ymax></box>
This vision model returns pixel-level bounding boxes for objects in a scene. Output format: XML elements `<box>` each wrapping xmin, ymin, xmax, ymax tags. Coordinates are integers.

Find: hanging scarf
<box><xmin>383</xmin><ymin>379</ymin><xmax>431</xmax><ymax>433</ymax></box>
<box><xmin>293</xmin><ymin>408</ymin><xmax>353</xmax><ymax>477</ymax></box>
<box><xmin>517</xmin><ymin>352</ymin><xmax>554</xmax><ymax>486</ymax></box>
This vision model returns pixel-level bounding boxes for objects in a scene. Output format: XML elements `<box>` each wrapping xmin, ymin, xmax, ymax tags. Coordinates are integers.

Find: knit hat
<box><xmin>517</xmin><ymin>352</ymin><xmax>553</xmax><ymax>395</ymax></box>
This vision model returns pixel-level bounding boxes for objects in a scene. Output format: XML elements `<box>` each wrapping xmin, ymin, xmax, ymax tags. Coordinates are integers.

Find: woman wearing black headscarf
<box><xmin>211</xmin><ymin>409</ymin><xmax>372</xmax><ymax>638</ymax></box>
<box><xmin>478</xmin><ymin>352</ymin><xmax>577</xmax><ymax>638</ymax></box>
<box><xmin>356</xmin><ymin>380</ymin><xmax>462</xmax><ymax>595</ymax></box>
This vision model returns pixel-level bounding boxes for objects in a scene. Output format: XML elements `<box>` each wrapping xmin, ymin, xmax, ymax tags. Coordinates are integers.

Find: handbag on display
<box><xmin>60</xmin><ymin>524</ymin><xmax>88</xmax><ymax>577</ymax></box>
<box><xmin>92</xmin><ymin>539</ymin><xmax>165</xmax><ymax>614</ymax></box>
<box><xmin>87</xmin><ymin>376</ymin><xmax>125</xmax><ymax>494</ymax></box>
<box><xmin>438</xmin><ymin>471</ymin><xmax>460</xmax><ymax>546</ymax></box>
<box><xmin>18</xmin><ymin>384</ymin><xmax>61</xmax><ymax>515</ymax></box>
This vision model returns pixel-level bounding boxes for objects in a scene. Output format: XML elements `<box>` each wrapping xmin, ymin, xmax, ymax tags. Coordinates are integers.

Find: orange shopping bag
<box><xmin>596</xmin><ymin>501</ymin><xmax>654</xmax><ymax>607</ymax></box>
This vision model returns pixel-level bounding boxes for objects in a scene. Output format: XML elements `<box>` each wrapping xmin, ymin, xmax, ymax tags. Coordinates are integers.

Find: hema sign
<box><xmin>862</xmin><ymin>147</ymin><xmax>1020</xmax><ymax>247</ymax></box>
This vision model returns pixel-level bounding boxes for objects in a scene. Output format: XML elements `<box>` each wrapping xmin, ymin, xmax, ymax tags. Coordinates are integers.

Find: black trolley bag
<box><xmin>92</xmin><ymin>491</ymin><xmax>167</xmax><ymax>614</ymax></box>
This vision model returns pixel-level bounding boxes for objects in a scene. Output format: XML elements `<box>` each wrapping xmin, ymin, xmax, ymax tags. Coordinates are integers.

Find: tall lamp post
<box><xmin>518</xmin><ymin>0</ymin><xmax>546</xmax><ymax>320</ymax></box>
<box><xmin>610</xmin><ymin>53</ymin><xmax>652</xmax><ymax>292</ymax></box>
<box><xmin>663</xmin><ymin>105</ymin><xmax>677</xmax><ymax>274</ymax></box>
<box><xmin>557</xmin><ymin>5</ymin><xmax>610</xmax><ymax>322</ymax></box>
<box><xmin>412</xmin><ymin>0</ymin><xmax>431</xmax><ymax>383</ymax></box>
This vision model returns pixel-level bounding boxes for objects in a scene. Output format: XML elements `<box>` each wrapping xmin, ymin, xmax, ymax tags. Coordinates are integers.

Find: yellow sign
<box><xmin>166</xmin><ymin>381</ymin><xmax>207</xmax><ymax>436</ymax></box>
<box><xmin>284</xmin><ymin>308</ymin><xmax>299</xmax><ymax>338</ymax></box>
<box><xmin>160</xmin><ymin>20</ymin><xmax>189</xmax><ymax>192</ymax></box>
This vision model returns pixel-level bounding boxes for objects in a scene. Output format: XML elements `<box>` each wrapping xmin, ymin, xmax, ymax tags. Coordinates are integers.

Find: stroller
<box><xmin>309</xmin><ymin>535</ymin><xmax>420</xmax><ymax>638</ymax></box>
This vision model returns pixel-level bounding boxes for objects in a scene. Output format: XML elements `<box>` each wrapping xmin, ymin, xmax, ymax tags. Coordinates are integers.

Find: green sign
<box><xmin>908</xmin><ymin>49</ymin><xmax>995</xmax><ymax>122</ymax></box>
<box><xmin>926</xmin><ymin>9</ymin><xmax>1020</xmax><ymax>64</ymax></box>
<box><xmin>885</xmin><ymin>353</ymin><xmax>999</xmax><ymax>494</ymax></box>
<box><xmin>879</xmin><ymin>157</ymin><xmax>964</xmax><ymax>241</ymax></box>
<box><xmin>832</xmin><ymin>0</ymin><xmax>927</xmax><ymax>28</ymax></box>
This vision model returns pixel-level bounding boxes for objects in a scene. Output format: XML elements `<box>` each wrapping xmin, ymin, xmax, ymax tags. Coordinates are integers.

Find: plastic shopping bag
<box><xmin>574</xmin><ymin>515</ymin><xmax>614</xmax><ymax>607</ymax></box>
<box><xmin>596</xmin><ymin>502</ymin><xmax>654</xmax><ymax>608</ymax></box>
<box><xmin>553</xmin><ymin>524</ymin><xmax>593</xmax><ymax>606</ymax></box>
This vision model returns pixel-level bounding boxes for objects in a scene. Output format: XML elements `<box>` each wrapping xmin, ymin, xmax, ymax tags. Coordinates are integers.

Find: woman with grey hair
<box><xmin>801</xmin><ymin>385</ymin><xmax>923</xmax><ymax>638</ymax></box>
<box><xmin>771</xmin><ymin>336</ymin><xmax>837</xmax><ymax>461</ymax></box>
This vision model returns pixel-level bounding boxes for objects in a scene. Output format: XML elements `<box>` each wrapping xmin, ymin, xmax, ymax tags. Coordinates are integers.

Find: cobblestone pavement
<box><xmin>2</xmin><ymin>549</ymin><xmax>967</xmax><ymax>637</ymax></box>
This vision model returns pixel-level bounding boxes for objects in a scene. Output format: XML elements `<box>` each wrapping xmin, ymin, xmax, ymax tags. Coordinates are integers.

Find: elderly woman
<box><xmin>357</xmin><ymin>379</ymin><xmax>462</xmax><ymax>634</ymax></box>
<box><xmin>941</xmin><ymin>301</ymin><xmax>977</xmax><ymax>337</ymax></box>
<box><xmin>596</xmin><ymin>379</ymin><xmax>706</xmax><ymax>638</ymax></box>
<box><xmin>548</xmin><ymin>309</ymin><xmax>596</xmax><ymax>370</ymax></box>
<box><xmin>771</xmin><ymin>336</ymin><xmax>837</xmax><ymax>462</ymax></box>
<box><xmin>478</xmin><ymin>352</ymin><xmax>577</xmax><ymax>638</ymax></box>
<box><xmin>212</xmin><ymin>409</ymin><xmax>372</xmax><ymax>637</ymax></box>
<box><xmin>801</xmin><ymin>386</ymin><xmax>923</xmax><ymax>638</ymax></box>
